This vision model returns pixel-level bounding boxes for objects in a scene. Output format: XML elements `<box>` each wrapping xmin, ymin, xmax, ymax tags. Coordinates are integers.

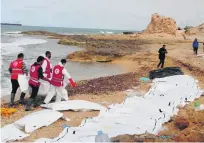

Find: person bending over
<box><xmin>25</xmin><ymin>56</ymin><xmax>49</xmax><ymax>111</ymax></box>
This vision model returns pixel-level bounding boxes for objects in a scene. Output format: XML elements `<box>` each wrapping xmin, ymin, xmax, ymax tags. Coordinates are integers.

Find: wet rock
<box><xmin>123</xmin><ymin>32</ymin><xmax>135</xmax><ymax>34</ymax></box>
<box><xmin>175</xmin><ymin>118</ymin><xmax>189</xmax><ymax>130</ymax></box>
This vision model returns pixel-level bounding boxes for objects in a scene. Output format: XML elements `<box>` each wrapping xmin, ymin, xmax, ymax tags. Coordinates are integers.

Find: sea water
<box><xmin>1</xmin><ymin>25</ymin><xmax>125</xmax><ymax>97</ymax></box>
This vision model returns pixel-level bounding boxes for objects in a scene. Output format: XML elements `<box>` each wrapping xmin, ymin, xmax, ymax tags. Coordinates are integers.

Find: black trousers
<box><xmin>194</xmin><ymin>47</ymin><xmax>198</xmax><ymax>55</ymax></box>
<box><xmin>11</xmin><ymin>79</ymin><xmax>19</xmax><ymax>94</ymax></box>
<box><xmin>29</xmin><ymin>84</ymin><xmax>39</xmax><ymax>99</ymax></box>
<box><xmin>157</xmin><ymin>59</ymin><xmax>165</xmax><ymax>68</ymax></box>
<box><xmin>11</xmin><ymin>79</ymin><xmax>26</xmax><ymax>95</ymax></box>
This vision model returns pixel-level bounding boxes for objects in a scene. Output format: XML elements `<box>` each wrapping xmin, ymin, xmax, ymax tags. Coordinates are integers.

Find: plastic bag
<box><xmin>18</xmin><ymin>74</ymin><xmax>28</xmax><ymax>92</ymax></box>
<box><xmin>149</xmin><ymin>67</ymin><xmax>184</xmax><ymax>79</ymax></box>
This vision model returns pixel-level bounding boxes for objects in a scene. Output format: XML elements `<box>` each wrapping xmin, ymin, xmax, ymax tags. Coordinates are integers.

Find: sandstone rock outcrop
<box><xmin>185</xmin><ymin>23</ymin><xmax>204</xmax><ymax>35</ymax></box>
<box><xmin>144</xmin><ymin>13</ymin><xmax>178</xmax><ymax>35</ymax></box>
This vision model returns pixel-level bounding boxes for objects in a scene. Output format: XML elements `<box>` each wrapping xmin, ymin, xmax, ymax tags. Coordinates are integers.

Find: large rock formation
<box><xmin>185</xmin><ymin>23</ymin><xmax>204</xmax><ymax>35</ymax></box>
<box><xmin>144</xmin><ymin>13</ymin><xmax>178</xmax><ymax>35</ymax></box>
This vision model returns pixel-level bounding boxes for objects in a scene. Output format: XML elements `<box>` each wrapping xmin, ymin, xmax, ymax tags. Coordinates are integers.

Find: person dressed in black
<box><xmin>157</xmin><ymin>45</ymin><xmax>168</xmax><ymax>68</ymax></box>
<box><xmin>25</xmin><ymin>56</ymin><xmax>48</xmax><ymax>111</ymax></box>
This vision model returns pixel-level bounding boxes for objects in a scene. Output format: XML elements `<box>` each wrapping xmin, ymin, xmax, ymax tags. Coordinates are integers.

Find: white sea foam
<box><xmin>1</xmin><ymin>36</ymin><xmax>48</xmax><ymax>97</ymax></box>
<box><xmin>1</xmin><ymin>38</ymin><xmax>47</xmax><ymax>47</ymax></box>
<box><xmin>1</xmin><ymin>38</ymin><xmax>47</xmax><ymax>55</ymax></box>
<box><xmin>5</xmin><ymin>31</ymin><xmax>22</xmax><ymax>34</ymax></box>
<box><xmin>100</xmin><ymin>31</ymin><xmax>105</xmax><ymax>34</ymax></box>
<box><xmin>106</xmin><ymin>31</ymin><xmax>113</xmax><ymax>34</ymax></box>
<box><xmin>0</xmin><ymin>77</ymin><xmax>12</xmax><ymax>97</ymax></box>
<box><xmin>100</xmin><ymin>31</ymin><xmax>114</xmax><ymax>34</ymax></box>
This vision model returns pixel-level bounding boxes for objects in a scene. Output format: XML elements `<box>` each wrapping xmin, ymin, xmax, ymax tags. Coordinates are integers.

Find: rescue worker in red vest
<box><xmin>8</xmin><ymin>53</ymin><xmax>28</xmax><ymax>106</ymax></box>
<box><xmin>25</xmin><ymin>56</ymin><xmax>49</xmax><ymax>111</ymax></box>
<box><xmin>44</xmin><ymin>59</ymin><xmax>76</xmax><ymax>104</ymax></box>
<box><xmin>42</xmin><ymin>51</ymin><xmax>52</xmax><ymax>79</ymax></box>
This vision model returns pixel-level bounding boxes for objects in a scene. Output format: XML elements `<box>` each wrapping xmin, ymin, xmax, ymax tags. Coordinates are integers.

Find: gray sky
<box><xmin>1</xmin><ymin>0</ymin><xmax>204</xmax><ymax>30</ymax></box>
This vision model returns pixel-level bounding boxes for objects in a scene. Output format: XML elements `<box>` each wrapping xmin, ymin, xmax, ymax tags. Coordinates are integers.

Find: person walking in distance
<box><xmin>42</xmin><ymin>51</ymin><xmax>52</xmax><ymax>79</ymax></box>
<box><xmin>192</xmin><ymin>38</ymin><xmax>199</xmax><ymax>55</ymax></box>
<box><xmin>157</xmin><ymin>45</ymin><xmax>168</xmax><ymax>68</ymax></box>
<box><xmin>25</xmin><ymin>56</ymin><xmax>49</xmax><ymax>111</ymax></box>
<box><xmin>44</xmin><ymin>59</ymin><xmax>76</xmax><ymax>104</ymax></box>
<box><xmin>8</xmin><ymin>53</ymin><xmax>28</xmax><ymax>106</ymax></box>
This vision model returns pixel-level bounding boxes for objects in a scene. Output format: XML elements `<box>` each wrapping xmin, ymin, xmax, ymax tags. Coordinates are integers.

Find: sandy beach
<box><xmin>1</xmin><ymin>14</ymin><xmax>204</xmax><ymax>142</ymax></box>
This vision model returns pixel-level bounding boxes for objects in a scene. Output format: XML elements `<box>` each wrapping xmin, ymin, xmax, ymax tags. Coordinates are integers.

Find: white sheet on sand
<box><xmin>41</xmin><ymin>100</ymin><xmax>107</xmax><ymax>111</ymax></box>
<box><xmin>197</xmin><ymin>53</ymin><xmax>204</xmax><ymax>58</ymax></box>
<box><xmin>1</xmin><ymin>101</ymin><xmax>104</xmax><ymax>142</ymax></box>
<box><xmin>14</xmin><ymin>109</ymin><xmax>63</xmax><ymax>133</ymax></box>
<box><xmin>35</xmin><ymin>75</ymin><xmax>203</xmax><ymax>142</ymax></box>
<box><xmin>1</xmin><ymin>124</ymin><xmax>29</xmax><ymax>143</ymax></box>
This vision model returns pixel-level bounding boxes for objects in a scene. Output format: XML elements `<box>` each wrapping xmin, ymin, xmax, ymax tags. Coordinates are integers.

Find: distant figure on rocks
<box><xmin>157</xmin><ymin>45</ymin><xmax>168</xmax><ymax>68</ymax></box>
<box><xmin>192</xmin><ymin>38</ymin><xmax>199</xmax><ymax>55</ymax></box>
<box><xmin>8</xmin><ymin>53</ymin><xmax>28</xmax><ymax>106</ymax></box>
<box><xmin>43</xmin><ymin>59</ymin><xmax>76</xmax><ymax>104</ymax></box>
<box><xmin>42</xmin><ymin>51</ymin><xmax>52</xmax><ymax>79</ymax></box>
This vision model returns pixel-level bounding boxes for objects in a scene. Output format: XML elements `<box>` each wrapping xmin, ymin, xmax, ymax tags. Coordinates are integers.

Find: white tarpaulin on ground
<box><xmin>14</xmin><ymin>109</ymin><xmax>63</xmax><ymax>133</ymax></box>
<box><xmin>197</xmin><ymin>53</ymin><xmax>204</xmax><ymax>58</ymax></box>
<box><xmin>35</xmin><ymin>75</ymin><xmax>203</xmax><ymax>142</ymax></box>
<box><xmin>1</xmin><ymin>124</ymin><xmax>29</xmax><ymax>143</ymax></box>
<box><xmin>41</xmin><ymin>100</ymin><xmax>107</xmax><ymax>111</ymax></box>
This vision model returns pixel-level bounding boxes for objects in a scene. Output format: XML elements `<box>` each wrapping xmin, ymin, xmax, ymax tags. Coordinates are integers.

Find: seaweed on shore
<box><xmin>67</xmin><ymin>72</ymin><xmax>139</xmax><ymax>95</ymax></box>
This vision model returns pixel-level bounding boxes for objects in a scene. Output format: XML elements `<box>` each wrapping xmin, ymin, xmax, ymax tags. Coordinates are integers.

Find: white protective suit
<box><xmin>44</xmin><ymin>62</ymin><xmax>71</xmax><ymax>103</ymax></box>
<box><xmin>41</xmin><ymin>56</ymin><xmax>52</xmax><ymax>79</ymax></box>
<box><xmin>37</xmin><ymin>55</ymin><xmax>52</xmax><ymax>96</ymax></box>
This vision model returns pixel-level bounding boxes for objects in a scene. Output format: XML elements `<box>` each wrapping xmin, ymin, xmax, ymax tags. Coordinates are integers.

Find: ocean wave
<box><xmin>5</xmin><ymin>31</ymin><xmax>22</xmax><ymax>34</ymax></box>
<box><xmin>0</xmin><ymin>77</ymin><xmax>12</xmax><ymax>97</ymax></box>
<box><xmin>100</xmin><ymin>31</ymin><xmax>114</xmax><ymax>34</ymax></box>
<box><xmin>1</xmin><ymin>38</ymin><xmax>47</xmax><ymax>55</ymax></box>
<box><xmin>1</xmin><ymin>45</ymin><xmax>24</xmax><ymax>55</ymax></box>
<box><xmin>1</xmin><ymin>38</ymin><xmax>47</xmax><ymax>47</ymax></box>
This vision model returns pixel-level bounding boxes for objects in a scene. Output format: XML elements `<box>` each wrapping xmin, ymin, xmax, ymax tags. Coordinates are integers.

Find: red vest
<box><xmin>44</xmin><ymin>58</ymin><xmax>51</xmax><ymax>78</ymax></box>
<box><xmin>50</xmin><ymin>65</ymin><xmax>64</xmax><ymax>87</ymax></box>
<box><xmin>29</xmin><ymin>64</ymin><xmax>41</xmax><ymax>87</ymax></box>
<box><xmin>10</xmin><ymin>59</ymin><xmax>24</xmax><ymax>80</ymax></box>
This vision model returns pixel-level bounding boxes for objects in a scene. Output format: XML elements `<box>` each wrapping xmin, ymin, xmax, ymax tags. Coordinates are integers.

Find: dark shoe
<box><xmin>25</xmin><ymin>98</ymin><xmax>34</xmax><ymax>111</ymax></box>
<box><xmin>19</xmin><ymin>92</ymin><xmax>26</xmax><ymax>105</ymax></box>
<box><xmin>8</xmin><ymin>93</ymin><xmax>15</xmax><ymax>107</ymax></box>
<box><xmin>33</xmin><ymin>99</ymin><xmax>40</xmax><ymax>108</ymax></box>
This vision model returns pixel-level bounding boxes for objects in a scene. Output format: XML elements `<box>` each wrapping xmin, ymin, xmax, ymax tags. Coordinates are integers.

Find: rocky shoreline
<box><xmin>22</xmin><ymin>30</ymin><xmax>192</xmax><ymax>62</ymax></box>
<box><xmin>2</xmin><ymin>13</ymin><xmax>204</xmax><ymax>142</ymax></box>
<box><xmin>21</xmin><ymin>13</ymin><xmax>203</xmax><ymax>63</ymax></box>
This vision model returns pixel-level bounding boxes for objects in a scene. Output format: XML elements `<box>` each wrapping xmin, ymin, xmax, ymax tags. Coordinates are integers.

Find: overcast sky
<box><xmin>1</xmin><ymin>0</ymin><xmax>204</xmax><ymax>30</ymax></box>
